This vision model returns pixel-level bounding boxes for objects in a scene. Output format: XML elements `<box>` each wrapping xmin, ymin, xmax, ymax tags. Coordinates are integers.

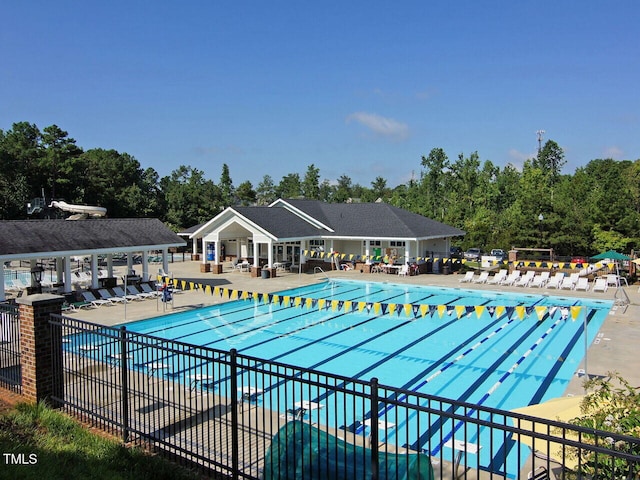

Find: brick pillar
<box><xmin>16</xmin><ymin>293</ymin><xmax>65</xmax><ymax>405</ymax></box>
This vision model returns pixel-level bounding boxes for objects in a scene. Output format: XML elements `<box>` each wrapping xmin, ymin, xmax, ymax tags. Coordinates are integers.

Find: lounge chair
<box><xmin>113</xmin><ymin>286</ymin><xmax>142</xmax><ymax>301</ymax></box>
<box><xmin>459</xmin><ymin>271</ymin><xmax>475</xmax><ymax>283</ymax></box>
<box><xmin>487</xmin><ymin>270</ymin><xmax>507</xmax><ymax>285</ymax></box>
<box><xmin>545</xmin><ymin>272</ymin><xmax>564</xmax><ymax>289</ymax></box>
<box><xmin>529</xmin><ymin>271</ymin><xmax>550</xmax><ymax>288</ymax></box>
<box><xmin>81</xmin><ymin>291</ymin><xmax>112</xmax><ymax>307</ymax></box>
<box><xmin>140</xmin><ymin>283</ymin><xmax>161</xmax><ymax>297</ymax></box>
<box><xmin>98</xmin><ymin>288</ymin><xmax>126</xmax><ymax>303</ymax></box>
<box><xmin>127</xmin><ymin>284</ymin><xmax>154</xmax><ymax>299</ymax></box>
<box><xmin>515</xmin><ymin>270</ymin><xmax>536</xmax><ymax>287</ymax></box>
<box><xmin>473</xmin><ymin>271</ymin><xmax>489</xmax><ymax>283</ymax></box>
<box><xmin>501</xmin><ymin>270</ymin><xmax>521</xmax><ymax>286</ymax></box>
<box><xmin>574</xmin><ymin>277</ymin><xmax>590</xmax><ymax>291</ymax></box>
<box><xmin>560</xmin><ymin>273</ymin><xmax>579</xmax><ymax>289</ymax></box>
<box><xmin>592</xmin><ymin>277</ymin><xmax>608</xmax><ymax>292</ymax></box>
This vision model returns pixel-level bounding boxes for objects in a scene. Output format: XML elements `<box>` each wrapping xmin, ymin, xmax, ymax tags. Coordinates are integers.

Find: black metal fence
<box><xmin>49</xmin><ymin>314</ymin><xmax>640</xmax><ymax>479</ymax></box>
<box><xmin>0</xmin><ymin>303</ymin><xmax>20</xmax><ymax>392</ymax></box>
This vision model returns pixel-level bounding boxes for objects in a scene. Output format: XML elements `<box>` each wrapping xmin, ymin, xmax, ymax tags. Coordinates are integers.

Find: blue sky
<box><xmin>2</xmin><ymin>1</ymin><xmax>639</xmax><ymax>188</ymax></box>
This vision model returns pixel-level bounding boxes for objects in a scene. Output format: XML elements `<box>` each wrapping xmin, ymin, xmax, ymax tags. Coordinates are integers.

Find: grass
<box><xmin>0</xmin><ymin>401</ymin><xmax>205</xmax><ymax>480</ymax></box>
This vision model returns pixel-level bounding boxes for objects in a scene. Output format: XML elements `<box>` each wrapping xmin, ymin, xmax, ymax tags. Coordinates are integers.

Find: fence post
<box><xmin>370</xmin><ymin>377</ymin><xmax>379</xmax><ymax>480</ymax></box>
<box><xmin>229</xmin><ymin>348</ymin><xmax>239</xmax><ymax>480</ymax></box>
<box><xmin>16</xmin><ymin>293</ymin><xmax>65</xmax><ymax>406</ymax></box>
<box><xmin>119</xmin><ymin>326</ymin><xmax>130</xmax><ymax>443</ymax></box>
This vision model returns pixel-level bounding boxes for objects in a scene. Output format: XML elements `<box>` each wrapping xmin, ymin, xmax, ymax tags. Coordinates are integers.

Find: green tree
<box><xmin>332</xmin><ymin>175</ymin><xmax>353</xmax><ymax>203</ymax></box>
<box><xmin>236</xmin><ymin>180</ymin><xmax>256</xmax><ymax>206</ymax></box>
<box><xmin>219</xmin><ymin>163</ymin><xmax>234</xmax><ymax>207</ymax></box>
<box><xmin>419</xmin><ymin>148</ymin><xmax>450</xmax><ymax>220</ymax></box>
<box><xmin>40</xmin><ymin>125</ymin><xmax>83</xmax><ymax>200</ymax></box>
<box><xmin>569</xmin><ymin>372</ymin><xmax>640</xmax><ymax>479</ymax></box>
<box><xmin>370</xmin><ymin>176</ymin><xmax>387</xmax><ymax>201</ymax></box>
<box><xmin>256</xmin><ymin>175</ymin><xmax>276</xmax><ymax>205</ymax></box>
<box><xmin>276</xmin><ymin>173</ymin><xmax>302</xmax><ymax>199</ymax></box>
<box><xmin>0</xmin><ymin>122</ymin><xmax>41</xmax><ymax>219</ymax></box>
<box><xmin>302</xmin><ymin>164</ymin><xmax>320</xmax><ymax>199</ymax></box>
<box><xmin>161</xmin><ymin>165</ymin><xmax>222</xmax><ymax>230</ymax></box>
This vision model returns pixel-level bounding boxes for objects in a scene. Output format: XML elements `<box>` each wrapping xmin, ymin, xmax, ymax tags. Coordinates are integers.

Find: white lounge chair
<box><xmin>515</xmin><ymin>270</ymin><xmax>536</xmax><ymax>287</ymax></box>
<box><xmin>487</xmin><ymin>270</ymin><xmax>507</xmax><ymax>285</ymax></box>
<box><xmin>560</xmin><ymin>273</ymin><xmax>580</xmax><ymax>289</ymax></box>
<box><xmin>473</xmin><ymin>271</ymin><xmax>489</xmax><ymax>284</ymax></box>
<box><xmin>113</xmin><ymin>286</ymin><xmax>142</xmax><ymax>301</ymax></box>
<box><xmin>529</xmin><ymin>271</ymin><xmax>550</xmax><ymax>288</ymax></box>
<box><xmin>98</xmin><ymin>288</ymin><xmax>126</xmax><ymax>303</ymax></box>
<box><xmin>545</xmin><ymin>272</ymin><xmax>564</xmax><ymax>289</ymax></box>
<box><xmin>501</xmin><ymin>270</ymin><xmax>521</xmax><ymax>286</ymax></box>
<box><xmin>140</xmin><ymin>283</ymin><xmax>162</xmax><ymax>297</ymax></box>
<box><xmin>127</xmin><ymin>284</ymin><xmax>154</xmax><ymax>299</ymax></box>
<box><xmin>574</xmin><ymin>277</ymin><xmax>590</xmax><ymax>291</ymax></box>
<box><xmin>592</xmin><ymin>277</ymin><xmax>608</xmax><ymax>292</ymax></box>
<box><xmin>459</xmin><ymin>271</ymin><xmax>475</xmax><ymax>283</ymax></box>
<box><xmin>81</xmin><ymin>291</ymin><xmax>112</xmax><ymax>307</ymax></box>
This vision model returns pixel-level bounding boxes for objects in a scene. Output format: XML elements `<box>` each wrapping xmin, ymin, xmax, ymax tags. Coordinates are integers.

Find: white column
<box><xmin>56</xmin><ymin>258</ymin><xmax>64</xmax><ymax>285</ymax></box>
<box><xmin>91</xmin><ymin>254</ymin><xmax>99</xmax><ymax>290</ymax></box>
<box><xmin>0</xmin><ymin>263</ymin><xmax>5</xmax><ymax>301</ymax></box>
<box><xmin>106</xmin><ymin>254</ymin><xmax>114</xmax><ymax>278</ymax></box>
<box><xmin>162</xmin><ymin>248</ymin><xmax>169</xmax><ymax>276</ymax></box>
<box><xmin>126</xmin><ymin>254</ymin><xmax>134</xmax><ymax>278</ymax></box>
<box><xmin>267</xmin><ymin>240</ymin><xmax>273</xmax><ymax>267</ymax></box>
<box><xmin>141</xmin><ymin>251</ymin><xmax>149</xmax><ymax>282</ymax></box>
<box><xmin>63</xmin><ymin>257</ymin><xmax>72</xmax><ymax>293</ymax></box>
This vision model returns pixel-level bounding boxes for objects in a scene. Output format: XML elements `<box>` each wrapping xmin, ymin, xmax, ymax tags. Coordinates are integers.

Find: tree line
<box><xmin>1</xmin><ymin>121</ymin><xmax>639</xmax><ymax>256</ymax></box>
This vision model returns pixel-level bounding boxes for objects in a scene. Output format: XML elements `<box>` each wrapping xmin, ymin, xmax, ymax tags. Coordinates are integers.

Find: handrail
<box><xmin>313</xmin><ymin>266</ymin><xmax>329</xmax><ymax>280</ymax></box>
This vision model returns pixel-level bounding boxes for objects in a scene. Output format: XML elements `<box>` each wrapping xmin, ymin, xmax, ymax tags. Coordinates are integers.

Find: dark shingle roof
<box><xmin>282</xmin><ymin>200</ymin><xmax>465</xmax><ymax>238</ymax></box>
<box><xmin>0</xmin><ymin>218</ymin><xmax>185</xmax><ymax>259</ymax></box>
<box><xmin>234</xmin><ymin>207</ymin><xmax>328</xmax><ymax>238</ymax></box>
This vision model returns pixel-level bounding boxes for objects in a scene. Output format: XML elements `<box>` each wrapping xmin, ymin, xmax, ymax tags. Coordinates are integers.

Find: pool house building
<box><xmin>189</xmin><ymin>199</ymin><xmax>465</xmax><ymax>274</ymax></box>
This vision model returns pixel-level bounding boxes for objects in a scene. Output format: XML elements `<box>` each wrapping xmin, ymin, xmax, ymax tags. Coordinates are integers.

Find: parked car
<box><xmin>450</xmin><ymin>246</ymin><xmax>463</xmax><ymax>259</ymax></box>
<box><xmin>464</xmin><ymin>248</ymin><xmax>482</xmax><ymax>261</ymax></box>
<box><xmin>490</xmin><ymin>249</ymin><xmax>507</xmax><ymax>261</ymax></box>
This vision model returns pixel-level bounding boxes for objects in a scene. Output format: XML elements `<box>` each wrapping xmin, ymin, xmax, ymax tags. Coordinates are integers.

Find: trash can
<box><xmin>442</xmin><ymin>265</ymin><xmax>451</xmax><ymax>275</ymax></box>
<box><xmin>261</xmin><ymin>268</ymin><xmax>270</xmax><ymax>279</ymax></box>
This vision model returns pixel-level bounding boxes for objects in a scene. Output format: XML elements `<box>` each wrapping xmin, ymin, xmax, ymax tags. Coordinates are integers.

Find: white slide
<box><xmin>50</xmin><ymin>201</ymin><xmax>107</xmax><ymax>217</ymax></box>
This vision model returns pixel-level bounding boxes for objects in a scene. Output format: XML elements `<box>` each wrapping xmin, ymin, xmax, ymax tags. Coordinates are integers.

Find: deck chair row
<box><xmin>77</xmin><ymin>284</ymin><xmax>161</xmax><ymax>309</ymax></box>
<box><xmin>460</xmin><ymin>269</ymin><xmax>610</xmax><ymax>292</ymax></box>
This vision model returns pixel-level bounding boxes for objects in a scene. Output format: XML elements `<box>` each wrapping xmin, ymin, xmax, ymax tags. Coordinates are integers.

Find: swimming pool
<box><xmin>77</xmin><ymin>279</ymin><xmax>613</xmax><ymax>473</ymax></box>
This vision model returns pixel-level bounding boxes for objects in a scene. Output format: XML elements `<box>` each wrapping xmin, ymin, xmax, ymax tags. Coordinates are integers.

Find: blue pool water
<box><xmin>72</xmin><ymin>279</ymin><xmax>613</xmax><ymax>474</ymax></box>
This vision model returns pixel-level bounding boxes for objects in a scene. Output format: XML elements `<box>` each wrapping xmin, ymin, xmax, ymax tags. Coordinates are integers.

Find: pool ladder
<box><xmin>314</xmin><ymin>266</ymin><xmax>329</xmax><ymax>280</ymax></box>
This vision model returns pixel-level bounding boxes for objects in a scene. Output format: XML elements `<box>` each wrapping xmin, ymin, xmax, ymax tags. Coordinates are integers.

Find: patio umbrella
<box><xmin>590</xmin><ymin>250</ymin><xmax>630</xmax><ymax>261</ymax></box>
<box><xmin>511</xmin><ymin>396</ymin><xmax>586</xmax><ymax>471</ymax></box>
<box><xmin>590</xmin><ymin>250</ymin><xmax>630</xmax><ymax>277</ymax></box>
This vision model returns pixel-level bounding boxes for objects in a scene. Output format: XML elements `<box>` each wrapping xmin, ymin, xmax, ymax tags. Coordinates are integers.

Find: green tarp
<box><xmin>263</xmin><ymin>421</ymin><xmax>434</xmax><ymax>480</ymax></box>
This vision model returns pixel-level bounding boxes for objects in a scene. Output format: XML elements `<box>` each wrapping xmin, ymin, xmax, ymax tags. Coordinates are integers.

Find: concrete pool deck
<box><xmin>70</xmin><ymin>260</ymin><xmax>640</xmax><ymax>400</ymax></box>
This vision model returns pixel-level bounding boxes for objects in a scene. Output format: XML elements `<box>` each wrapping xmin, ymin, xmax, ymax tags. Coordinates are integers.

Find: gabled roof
<box><xmin>190</xmin><ymin>199</ymin><xmax>464</xmax><ymax>241</ymax></box>
<box><xmin>233</xmin><ymin>206</ymin><xmax>329</xmax><ymax>238</ymax></box>
<box><xmin>0</xmin><ymin>218</ymin><xmax>185</xmax><ymax>261</ymax></box>
<box><xmin>279</xmin><ymin>199</ymin><xmax>465</xmax><ymax>239</ymax></box>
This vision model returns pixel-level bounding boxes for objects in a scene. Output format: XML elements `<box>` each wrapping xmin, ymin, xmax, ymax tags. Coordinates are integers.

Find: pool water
<box><xmin>78</xmin><ymin>279</ymin><xmax>614</xmax><ymax>473</ymax></box>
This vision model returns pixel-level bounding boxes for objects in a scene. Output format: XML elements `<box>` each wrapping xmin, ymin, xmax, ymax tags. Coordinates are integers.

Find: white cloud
<box><xmin>346</xmin><ymin>112</ymin><xmax>409</xmax><ymax>141</ymax></box>
<box><xmin>602</xmin><ymin>146</ymin><xmax>624</xmax><ymax>159</ymax></box>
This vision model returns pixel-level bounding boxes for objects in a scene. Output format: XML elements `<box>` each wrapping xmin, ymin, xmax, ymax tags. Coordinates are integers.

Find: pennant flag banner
<box><xmin>157</xmin><ymin>275</ymin><xmax>590</xmax><ymax>322</ymax></box>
